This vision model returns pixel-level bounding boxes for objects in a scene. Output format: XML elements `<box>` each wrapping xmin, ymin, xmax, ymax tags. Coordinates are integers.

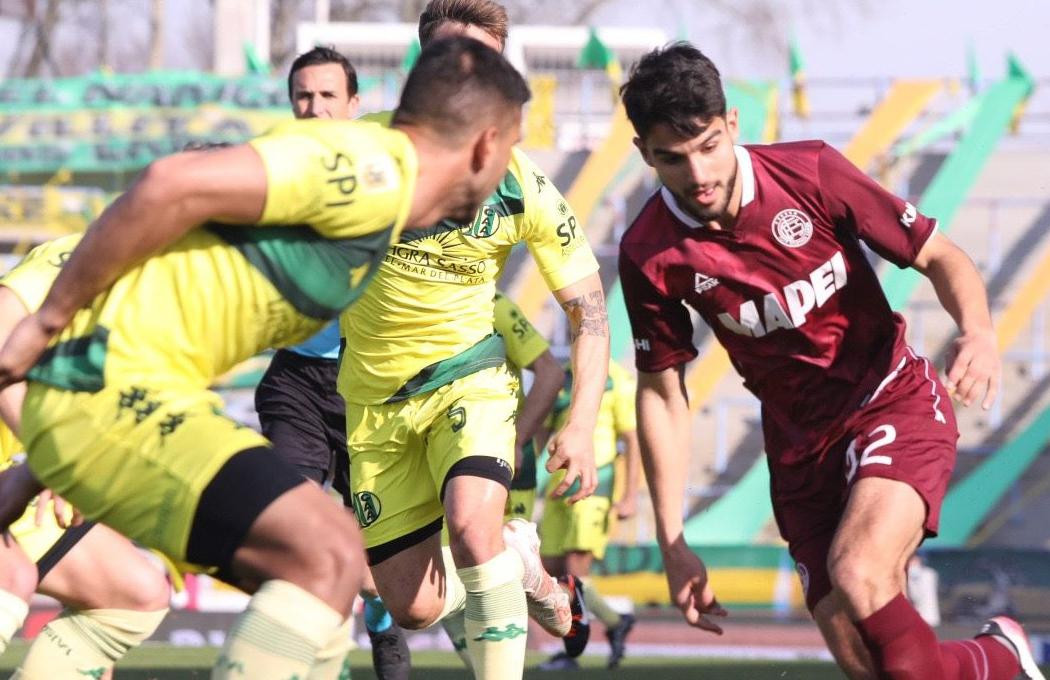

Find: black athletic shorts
<box><xmin>254</xmin><ymin>348</ymin><xmax>350</xmax><ymax>503</ymax></box>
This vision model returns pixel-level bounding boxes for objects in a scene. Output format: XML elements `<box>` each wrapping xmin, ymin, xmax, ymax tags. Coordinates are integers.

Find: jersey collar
<box><xmin>660</xmin><ymin>145</ymin><xmax>755</xmax><ymax>230</ymax></box>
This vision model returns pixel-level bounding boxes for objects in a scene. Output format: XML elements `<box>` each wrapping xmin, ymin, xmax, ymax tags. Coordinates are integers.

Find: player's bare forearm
<box><xmin>515</xmin><ymin>350</ymin><xmax>565</xmax><ymax>447</ymax></box>
<box><xmin>554</xmin><ymin>273</ymin><xmax>609</xmax><ymax>432</ymax></box>
<box><xmin>0</xmin><ymin>463</ymin><xmax>44</xmax><ymax>532</ymax></box>
<box><xmin>615</xmin><ymin>429</ymin><xmax>642</xmax><ymax>519</ymax></box>
<box><xmin>637</xmin><ymin>366</ymin><xmax>692</xmax><ymax>550</ymax></box>
<box><xmin>913</xmin><ymin>232</ymin><xmax>999</xmax><ymax>407</ymax></box>
<box><xmin>544</xmin><ymin>273</ymin><xmax>607</xmax><ymax>500</ymax></box>
<box><xmin>913</xmin><ymin>233</ymin><xmax>994</xmax><ymax>337</ymax></box>
<box><xmin>36</xmin><ymin>145</ymin><xmax>267</xmax><ymax>331</ymax></box>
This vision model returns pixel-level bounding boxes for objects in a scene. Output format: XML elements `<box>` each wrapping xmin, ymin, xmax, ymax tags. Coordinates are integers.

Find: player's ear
<box><xmin>724</xmin><ymin>108</ymin><xmax>739</xmax><ymax>143</ymax></box>
<box><xmin>633</xmin><ymin>136</ymin><xmax>654</xmax><ymax>167</ymax></box>
<box><xmin>347</xmin><ymin>94</ymin><xmax>361</xmax><ymax>118</ymax></box>
<box><xmin>470</xmin><ymin>125</ymin><xmax>500</xmax><ymax>174</ymax></box>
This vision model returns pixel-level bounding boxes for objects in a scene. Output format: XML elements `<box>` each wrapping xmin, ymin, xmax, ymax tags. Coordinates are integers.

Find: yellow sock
<box><xmin>307</xmin><ymin>616</ymin><xmax>353</xmax><ymax>680</ymax></box>
<box><xmin>0</xmin><ymin>589</ymin><xmax>28</xmax><ymax>654</ymax></box>
<box><xmin>214</xmin><ymin>580</ymin><xmax>342</xmax><ymax>680</ymax></box>
<box><xmin>457</xmin><ymin>548</ymin><xmax>528</xmax><ymax>680</ymax></box>
<box><xmin>582</xmin><ymin>577</ymin><xmax>622</xmax><ymax>627</ymax></box>
<box><xmin>440</xmin><ymin>611</ymin><xmax>473</xmax><ymax>671</ymax></box>
<box><xmin>437</xmin><ymin>546</ymin><xmax>467</xmax><ymax>621</ymax></box>
<box><xmin>15</xmin><ymin>606</ymin><xmax>168</xmax><ymax>680</ymax></box>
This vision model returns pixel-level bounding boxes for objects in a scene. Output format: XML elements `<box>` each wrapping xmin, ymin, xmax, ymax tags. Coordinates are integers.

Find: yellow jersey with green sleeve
<box><xmin>339</xmin><ymin>147</ymin><xmax>598</xmax><ymax>405</ymax></box>
<box><xmin>18</xmin><ymin>120</ymin><xmax>416</xmax><ymax>393</ymax></box>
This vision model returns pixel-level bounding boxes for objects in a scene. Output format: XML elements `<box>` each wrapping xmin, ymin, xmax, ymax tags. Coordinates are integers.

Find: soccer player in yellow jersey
<box><xmin>440</xmin><ymin>289</ymin><xmax>565</xmax><ymax>669</ymax></box>
<box><xmin>0</xmin><ymin>38</ymin><xmax>532</xmax><ymax>680</ymax></box>
<box><xmin>0</xmin><ymin>265</ymin><xmax>171</xmax><ymax>680</ymax></box>
<box><xmin>254</xmin><ymin>45</ymin><xmax>411</xmax><ymax>679</ymax></box>
<box><xmin>538</xmin><ymin>360</ymin><xmax>642</xmax><ymax>671</ymax></box>
<box><xmin>338</xmin><ymin>3</ymin><xmax>610</xmax><ymax>679</ymax></box>
<box><xmin>494</xmin><ymin>291</ymin><xmax>566</xmax><ymax>523</ymax></box>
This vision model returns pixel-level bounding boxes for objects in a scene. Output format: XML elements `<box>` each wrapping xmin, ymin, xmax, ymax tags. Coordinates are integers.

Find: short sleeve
<box><xmin>250</xmin><ymin>120</ymin><xmax>411</xmax><ymax>240</ymax></box>
<box><xmin>515</xmin><ymin>151</ymin><xmax>600</xmax><ymax>291</ymax></box>
<box><xmin>494</xmin><ymin>292</ymin><xmax>549</xmax><ymax>371</ymax></box>
<box><xmin>817</xmin><ymin>144</ymin><xmax>937</xmax><ymax>268</ymax></box>
<box><xmin>0</xmin><ymin>234</ymin><xmax>81</xmax><ymax>314</ymax></box>
<box><xmin>618</xmin><ymin>249</ymin><xmax>698</xmax><ymax>372</ymax></box>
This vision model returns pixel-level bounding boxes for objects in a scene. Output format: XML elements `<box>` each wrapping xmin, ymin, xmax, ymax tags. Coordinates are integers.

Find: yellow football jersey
<box><xmin>548</xmin><ymin>361</ymin><xmax>636</xmax><ymax>470</ymax></box>
<box><xmin>0</xmin><ymin>419</ymin><xmax>20</xmax><ymax>471</ymax></box>
<box><xmin>339</xmin><ymin>148</ymin><xmax>598</xmax><ymax>405</ymax></box>
<box><xmin>495</xmin><ymin>290</ymin><xmax>549</xmax><ymax>379</ymax></box>
<box><xmin>10</xmin><ymin>120</ymin><xmax>416</xmax><ymax>392</ymax></box>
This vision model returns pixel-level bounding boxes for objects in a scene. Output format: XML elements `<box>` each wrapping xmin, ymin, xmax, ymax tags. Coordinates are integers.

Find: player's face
<box><xmin>636</xmin><ymin>111</ymin><xmax>741</xmax><ymax>225</ymax></box>
<box><xmin>450</xmin><ymin>111</ymin><xmax>522</xmax><ymax>223</ymax></box>
<box><xmin>430</xmin><ymin>21</ymin><xmax>504</xmax><ymax>52</ymax></box>
<box><xmin>290</xmin><ymin>63</ymin><xmax>360</xmax><ymax>120</ymax></box>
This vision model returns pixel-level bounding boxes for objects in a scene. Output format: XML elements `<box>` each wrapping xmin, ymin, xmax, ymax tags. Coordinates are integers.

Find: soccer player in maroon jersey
<box><xmin>617</xmin><ymin>43</ymin><xmax>1044</xmax><ymax>680</ymax></box>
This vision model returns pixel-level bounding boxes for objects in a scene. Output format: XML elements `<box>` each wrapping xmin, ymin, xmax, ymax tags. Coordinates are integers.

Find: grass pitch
<box><xmin>0</xmin><ymin>644</ymin><xmax>842</xmax><ymax>678</ymax></box>
<box><xmin>3</xmin><ymin>644</ymin><xmax>1047</xmax><ymax>678</ymax></box>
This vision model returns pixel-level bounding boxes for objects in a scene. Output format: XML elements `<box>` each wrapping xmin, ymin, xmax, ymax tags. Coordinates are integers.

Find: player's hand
<box><xmin>663</xmin><ymin>539</ymin><xmax>727</xmax><ymax>634</ymax></box>
<box><xmin>546</xmin><ymin>422</ymin><xmax>596</xmax><ymax>503</ymax></box>
<box><xmin>945</xmin><ymin>328</ymin><xmax>999</xmax><ymax>409</ymax></box>
<box><xmin>35</xmin><ymin>490</ymin><xmax>82</xmax><ymax>529</ymax></box>
<box><xmin>0</xmin><ymin>464</ymin><xmax>43</xmax><ymax>533</ymax></box>
<box><xmin>0</xmin><ymin>311</ymin><xmax>62</xmax><ymax>389</ymax></box>
<box><xmin>614</xmin><ymin>494</ymin><xmax>637</xmax><ymax>520</ymax></box>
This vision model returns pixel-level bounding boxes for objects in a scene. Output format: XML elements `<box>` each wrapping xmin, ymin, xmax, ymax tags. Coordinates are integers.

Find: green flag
<box><xmin>401</xmin><ymin>39</ymin><xmax>421</xmax><ymax>72</ymax></box>
<box><xmin>577</xmin><ymin>27</ymin><xmax>622</xmax><ymax>92</ymax></box>
<box><xmin>243</xmin><ymin>42</ymin><xmax>269</xmax><ymax>75</ymax></box>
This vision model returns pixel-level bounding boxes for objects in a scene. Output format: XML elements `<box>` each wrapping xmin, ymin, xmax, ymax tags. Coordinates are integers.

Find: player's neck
<box><xmin>401</xmin><ymin>127</ymin><xmax>471</xmax><ymax>228</ymax></box>
<box><xmin>718</xmin><ymin>171</ymin><xmax>744</xmax><ymax>229</ymax></box>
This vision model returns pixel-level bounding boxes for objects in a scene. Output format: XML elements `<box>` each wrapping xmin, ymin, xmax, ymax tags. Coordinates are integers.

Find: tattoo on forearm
<box><xmin>561</xmin><ymin>290</ymin><xmax>608</xmax><ymax>341</ymax></box>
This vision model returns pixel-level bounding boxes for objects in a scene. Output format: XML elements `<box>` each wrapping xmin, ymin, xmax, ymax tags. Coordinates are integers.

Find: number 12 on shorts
<box><xmin>845</xmin><ymin>424</ymin><xmax>896</xmax><ymax>483</ymax></box>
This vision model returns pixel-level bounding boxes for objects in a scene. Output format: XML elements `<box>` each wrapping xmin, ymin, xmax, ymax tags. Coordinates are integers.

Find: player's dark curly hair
<box><xmin>287</xmin><ymin>46</ymin><xmax>358</xmax><ymax>100</ymax></box>
<box><xmin>620</xmin><ymin>42</ymin><xmax>726</xmax><ymax>140</ymax></box>
<box><xmin>394</xmin><ymin>36</ymin><xmax>529</xmax><ymax>144</ymax></box>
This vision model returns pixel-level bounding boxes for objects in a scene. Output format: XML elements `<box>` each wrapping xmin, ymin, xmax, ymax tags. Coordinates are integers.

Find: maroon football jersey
<box><xmin>619</xmin><ymin>141</ymin><xmax>938</xmax><ymax>465</ymax></box>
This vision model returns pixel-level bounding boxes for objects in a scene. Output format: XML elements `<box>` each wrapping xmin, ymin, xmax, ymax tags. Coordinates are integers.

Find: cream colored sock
<box><xmin>582</xmin><ymin>577</ymin><xmax>622</xmax><ymax>627</ymax></box>
<box><xmin>437</xmin><ymin>546</ymin><xmax>467</xmax><ymax>622</ymax></box>
<box><xmin>0</xmin><ymin>589</ymin><xmax>27</xmax><ymax>655</ymax></box>
<box><xmin>458</xmin><ymin>548</ymin><xmax>528</xmax><ymax>680</ymax></box>
<box><xmin>15</xmin><ymin>606</ymin><xmax>168</xmax><ymax>680</ymax></box>
<box><xmin>440</xmin><ymin>611</ymin><xmax>473</xmax><ymax>671</ymax></box>
<box><xmin>307</xmin><ymin>616</ymin><xmax>353</xmax><ymax>680</ymax></box>
<box><xmin>213</xmin><ymin>580</ymin><xmax>342</xmax><ymax>680</ymax></box>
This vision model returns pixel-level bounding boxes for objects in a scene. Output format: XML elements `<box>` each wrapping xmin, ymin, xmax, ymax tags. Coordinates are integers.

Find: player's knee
<box><xmin>391</xmin><ymin>596</ymin><xmax>444</xmax><ymax>630</ymax></box>
<box><xmin>118</xmin><ymin>562</ymin><xmax>171</xmax><ymax>612</ymax></box>
<box><xmin>0</xmin><ymin>556</ymin><xmax>38</xmax><ymax>603</ymax></box>
<box><xmin>827</xmin><ymin>550</ymin><xmax>884</xmax><ymax>605</ymax></box>
<box><xmin>289</xmin><ymin>508</ymin><xmax>364</xmax><ymax>596</ymax></box>
<box><xmin>446</xmin><ymin>520</ymin><xmax>502</xmax><ymax>566</ymax></box>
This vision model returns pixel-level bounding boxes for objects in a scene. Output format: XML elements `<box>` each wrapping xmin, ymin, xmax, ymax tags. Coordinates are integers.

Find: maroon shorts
<box><xmin>770</xmin><ymin>349</ymin><xmax>959</xmax><ymax>612</ymax></box>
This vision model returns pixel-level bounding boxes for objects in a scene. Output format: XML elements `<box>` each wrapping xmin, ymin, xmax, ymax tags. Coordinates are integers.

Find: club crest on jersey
<box><xmin>465</xmin><ymin>206</ymin><xmax>499</xmax><ymax>238</ymax></box>
<box><xmin>796</xmin><ymin>561</ymin><xmax>810</xmax><ymax>596</ymax></box>
<box><xmin>771</xmin><ymin>209</ymin><xmax>813</xmax><ymax>248</ymax></box>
